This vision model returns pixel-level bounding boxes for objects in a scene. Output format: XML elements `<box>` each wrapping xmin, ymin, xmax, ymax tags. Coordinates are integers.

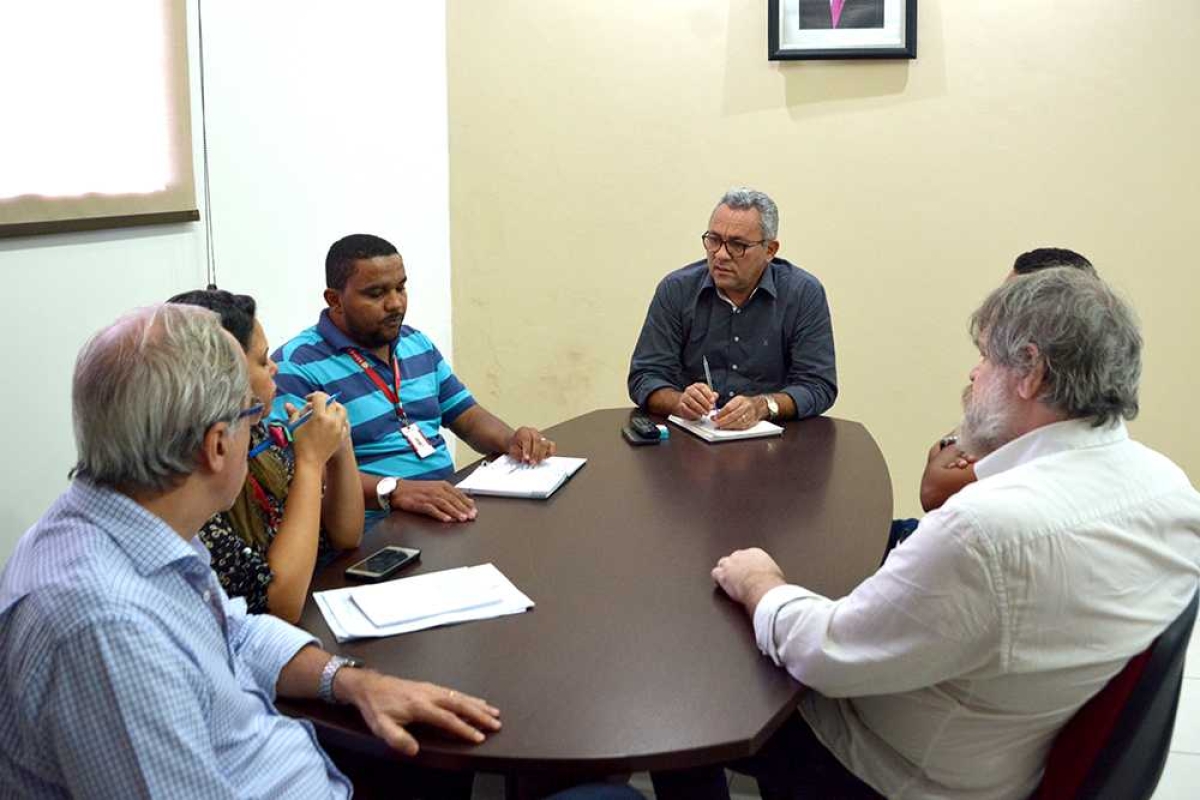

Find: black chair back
<box><xmin>1078</xmin><ymin>589</ymin><xmax>1199</xmax><ymax>799</ymax></box>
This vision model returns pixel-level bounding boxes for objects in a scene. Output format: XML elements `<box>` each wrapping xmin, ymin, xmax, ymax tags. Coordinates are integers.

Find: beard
<box><xmin>958</xmin><ymin>379</ymin><xmax>1018</xmax><ymax>458</ymax></box>
<box><xmin>344</xmin><ymin>313</ymin><xmax>403</xmax><ymax>350</ymax></box>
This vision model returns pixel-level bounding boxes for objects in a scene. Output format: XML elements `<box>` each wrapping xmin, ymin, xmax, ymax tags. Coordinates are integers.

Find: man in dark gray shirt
<box><xmin>627</xmin><ymin>188</ymin><xmax>837</xmax><ymax>429</ymax></box>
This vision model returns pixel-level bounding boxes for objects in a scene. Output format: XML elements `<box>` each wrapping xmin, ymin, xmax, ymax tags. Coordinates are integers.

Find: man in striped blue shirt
<box><xmin>272</xmin><ymin>233</ymin><xmax>556</xmax><ymax>523</ymax></box>
<box><xmin>0</xmin><ymin>304</ymin><xmax>501</xmax><ymax>798</ymax></box>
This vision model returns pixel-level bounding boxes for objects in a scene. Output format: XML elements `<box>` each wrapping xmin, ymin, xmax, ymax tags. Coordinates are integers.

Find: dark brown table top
<box><xmin>283</xmin><ymin>408</ymin><xmax>892</xmax><ymax>778</ymax></box>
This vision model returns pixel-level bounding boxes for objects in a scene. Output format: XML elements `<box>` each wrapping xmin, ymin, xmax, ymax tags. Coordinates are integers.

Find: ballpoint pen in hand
<box><xmin>701</xmin><ymin>355</ymin><xmax>720</xmax><ymax>419</ymax></box>
<box><xmin>249</xmin><ymin>392</ymin><xmax>342</xmax><ymax>458</ymax></box>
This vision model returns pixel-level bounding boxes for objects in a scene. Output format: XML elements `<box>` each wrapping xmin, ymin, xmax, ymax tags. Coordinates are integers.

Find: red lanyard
<box><xmin>347</xmin><ymin>348</ymin><xmax>409</xmax><ymax>425</ymax></box>
<box><xmin>246</xmin><ymin>474</ymin><xmax>282</xmax><ymax>531</ymax></box>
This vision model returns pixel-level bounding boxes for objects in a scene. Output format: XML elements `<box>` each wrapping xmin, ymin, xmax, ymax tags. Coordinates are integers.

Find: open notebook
<box><xmin>668</xmin><ymin>414</ymin><xmax>783</xmax><ymax>443</ymax></box>
<box><xmin>456</xmin><ymin>455</ymin><xmax>587</xmax><ymax>499</ymax></box>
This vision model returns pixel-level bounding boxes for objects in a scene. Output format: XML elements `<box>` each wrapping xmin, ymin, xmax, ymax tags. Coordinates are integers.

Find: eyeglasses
<box><xmin>701</xmin><ymin>232</ymin><xmax>767</xmax><ymax>259</ymax></box>
<box><xmin>236</xmin><ymin>403</ymin><xmax>265</xmax><ymax>422</ymax></box>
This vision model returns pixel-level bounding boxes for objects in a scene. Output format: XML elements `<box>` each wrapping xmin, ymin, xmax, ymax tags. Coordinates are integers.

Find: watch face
<box><xmin>377</xmin><ymin>478</ymin><xmax>397</xmax><ymax>509</ymax></box>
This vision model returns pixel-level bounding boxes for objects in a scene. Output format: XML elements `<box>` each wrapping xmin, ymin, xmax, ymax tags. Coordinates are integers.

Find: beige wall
<box><xmin>447</xmin><ymin>0</ymin><xmax>1199</xmax><ymax>519</ymax></box>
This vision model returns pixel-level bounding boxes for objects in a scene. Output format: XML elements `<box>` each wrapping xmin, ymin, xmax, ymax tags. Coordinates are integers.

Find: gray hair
<box><xmin>970</xmin><ymin>268</ymin><xmax>1141</xmax><ymax>427</ymax></box>
<box><xmin>71</xmin><ymin>304</ymin><xmax>250</xmax><ymax>493</ymax></box>
<box><xmin>714</xmin><ymin>187</ymin><xmax>779</xmax><ymax>241</ymax></box>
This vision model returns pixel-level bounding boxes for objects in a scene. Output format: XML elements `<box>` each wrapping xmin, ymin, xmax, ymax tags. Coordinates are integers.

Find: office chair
<box><xmin>1031</xmin><ymin>590</ymin><xmax>1199</xmax><ymax>800</ymax></box>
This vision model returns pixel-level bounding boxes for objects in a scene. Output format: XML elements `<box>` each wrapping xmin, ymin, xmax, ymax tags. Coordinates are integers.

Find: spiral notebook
<box><xmin>667</xmin><ymin>415</ymin><xmax>783</xmax><ymax>443</ymax></box>
<box><xmin>456</xmin><ymin>455</ymin><xmax>587</xmax><ymax>499</ymax></box>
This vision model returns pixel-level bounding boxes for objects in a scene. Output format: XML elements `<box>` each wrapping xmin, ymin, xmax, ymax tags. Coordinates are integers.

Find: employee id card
<box><xmin>401</xmin><ymin>422</ymin><xmax>436</xmax><ymax>459</ymax></box>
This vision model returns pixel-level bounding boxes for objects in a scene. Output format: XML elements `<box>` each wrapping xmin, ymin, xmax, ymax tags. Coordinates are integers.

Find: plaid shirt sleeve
<box><xmin>43</xmin><ymin>617</ymin><xmax>238</xmax><ymax>800</ymax></box>
<box><xmin>225</xmin><ymin>596</ymin><xmax>319</xmax><ymax>700</ymax></box>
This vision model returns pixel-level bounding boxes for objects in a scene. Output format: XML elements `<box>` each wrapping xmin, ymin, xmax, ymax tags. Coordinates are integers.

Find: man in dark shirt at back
<box><xmin>627</xmin><ymin>187</ymin><xmax>837</xmax><ymax>430</ymax></box>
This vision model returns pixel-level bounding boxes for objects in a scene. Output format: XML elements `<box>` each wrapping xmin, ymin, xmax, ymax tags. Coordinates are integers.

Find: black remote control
<box><xmin>629</xmin><ymin>414</ymin><xmax>660</xmax><ymax>439</ymax></box>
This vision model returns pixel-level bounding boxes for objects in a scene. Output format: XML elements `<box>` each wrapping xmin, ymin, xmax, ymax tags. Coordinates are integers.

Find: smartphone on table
<box><xmin>344</xmin><ymin>546</ymin><xmax>421</xmax><ymax>582</ymax></box>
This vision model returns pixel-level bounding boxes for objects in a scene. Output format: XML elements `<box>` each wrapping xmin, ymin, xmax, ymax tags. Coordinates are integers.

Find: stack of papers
<box><xmin>314</xmin><ymin>563</ymin><xmax>534</xmax><ymax>642</ymax></box>
<box><xmin>668</xmin><ymin>414</ymin><xmax>783</xmax><ymax>443</ymax></box>
<box><xmin>456</xmin><ymin>454</ymin><xmax>587</xmax><ymax>499</ymax></box>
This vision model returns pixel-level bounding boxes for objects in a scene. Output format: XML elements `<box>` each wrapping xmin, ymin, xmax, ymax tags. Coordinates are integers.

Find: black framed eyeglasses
<box><xmin>701</xmin><ymin>232</ymin><xmax>767</xmax><ymax>259</ymax></box>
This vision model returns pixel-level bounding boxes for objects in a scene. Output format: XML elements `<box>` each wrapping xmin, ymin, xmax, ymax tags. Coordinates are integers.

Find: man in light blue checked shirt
<box><xmin>0</xmin><ymin>304</ymin><xmax>501</xmax><ymax>798</ymax></box>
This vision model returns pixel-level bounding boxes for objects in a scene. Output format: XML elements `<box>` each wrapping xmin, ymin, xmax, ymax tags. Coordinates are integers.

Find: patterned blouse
<box><xmin>198</xmin><ymin>423</ymin><xmax>333</xmax><ymax>614</ymax></box>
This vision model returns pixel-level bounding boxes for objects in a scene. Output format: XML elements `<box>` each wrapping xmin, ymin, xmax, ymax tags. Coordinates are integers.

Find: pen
<box><xmin>703</xmin><ymin>355</ymin><xmax>714</xmax><ymax>391</ymax></box>
<box><xmin>249</xmin><ymin>392</ymin><xmax>341</xmax><ymax>458</ymax></box>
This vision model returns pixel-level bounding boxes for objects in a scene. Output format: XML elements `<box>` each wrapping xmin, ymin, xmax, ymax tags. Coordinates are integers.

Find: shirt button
<box><xmin>202</xmin><ymin>590</ymin><xmax>211</xmax><ymax>603</ymax></box>
<box><xmin>728</xmin><ymin>390</ymin><xmax>735</xmax><ymax>397</ymax></box>
<box><xmin>732</xmin><ymin>364</ymin><xmax>738</xmax><ymax>371</ymax></box>
<box><xmin>734</xmin><ymin>336</ymin><xmax>740</xmax><ymax>342</ymax></box>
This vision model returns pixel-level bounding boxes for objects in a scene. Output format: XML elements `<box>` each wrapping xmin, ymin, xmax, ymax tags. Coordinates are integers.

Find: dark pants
<box><xmin>547</xmin><ymin>785</ymin><xmax>646</xmax><ymax>799</ymax></box>
<box><xmin>324</xmin><ymin>744</ymin><xmax>474</xmax><ymax>800</ymax></box>
<box><xmin>735</xmin><ymin>713</ymin><xmax>881</xmax><ymax>799</ymax></box>
<box><xmin>652</xmin><ymin>713</ymin><xmax>880</xmax><ymax>800</ymax></box>
<box><xmin>883</xmin><ymin>517</ymin><xmax>920</xmax><ymax>564</ymax></box>
<box><xmin>330</xmin><ymin>744</ymin><xmax>644</xmax><ymax>800</ymax></box>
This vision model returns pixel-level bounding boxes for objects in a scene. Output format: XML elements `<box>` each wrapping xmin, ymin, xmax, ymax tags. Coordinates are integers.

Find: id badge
<box><xmin>401</xmin><ymin>423</ymin><xmax>436</xmax><ymax>459</ymax></box>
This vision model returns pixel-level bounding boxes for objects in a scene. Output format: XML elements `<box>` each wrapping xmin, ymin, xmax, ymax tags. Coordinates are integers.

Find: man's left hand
<box><xmin>507</xmin><ymin>427</ymin><xmax>556</xmax><ymax>464</ymax></box>
<box><xmin>712</xmin><ymin>547</ymin><xmax>787</xmax><ymax>613</ymax></box>
<box><xmin>336</xmin><ymin>669</ymin><xmax>501</xmax><ymax>757</ymax></box>
<box><xmin>713</xmin><ymin>395</ymin><xmax>766</xmax><ymax>430</ymax></box>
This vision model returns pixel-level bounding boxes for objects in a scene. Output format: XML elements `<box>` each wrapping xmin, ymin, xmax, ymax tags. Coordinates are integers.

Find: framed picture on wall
<box><xmin>768</xmin><ymin>0</ymin><xmax>917</xmax><ymax>60</ymax></box>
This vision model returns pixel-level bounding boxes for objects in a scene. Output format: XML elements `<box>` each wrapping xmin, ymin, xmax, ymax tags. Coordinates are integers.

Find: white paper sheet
<box><xmin>349</xmin><ymin>566</ymin><xmax>503</xmax><ymax>628</ymax></box>
<box><xmin>314</xmin><ymin>563</ymin><xmax>534</xmax><ymax>643</ymax></box>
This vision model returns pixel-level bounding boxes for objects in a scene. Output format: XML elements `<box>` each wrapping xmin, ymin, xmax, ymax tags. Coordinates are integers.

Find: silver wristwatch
<box><xmin>319</xmin><ymin>655</ymin><xmax>364</xmax><ymax>704</ymax></box>
<box><xmin>763</xmin><ymin>395</ymin><xmax>780</xmax><ymax>420</ymax></box>
<box><xmin>375</xmin><ymin>476</ymin><xmax>398</xmax><ymax>512</ymax></box>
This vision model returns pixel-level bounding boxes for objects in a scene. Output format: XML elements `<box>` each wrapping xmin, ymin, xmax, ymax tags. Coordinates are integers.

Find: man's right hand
<box><xmin>674</xmin><ymin>382</ymin><xmax>719</xmax><ymax>420</ymax></box>
<box><xmin>712</xmin><ymin>547</ymin><xmax>787</xmax><ymax>615</ymax></box>
<box><xmin>392</xmin><ymin>479</ymin><xmax>477</xmax><ymax>523</ymax></box>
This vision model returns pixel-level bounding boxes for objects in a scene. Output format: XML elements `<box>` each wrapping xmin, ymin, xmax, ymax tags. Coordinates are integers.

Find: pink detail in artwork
<box><xmin>830</xmin><ymin>0</ymin><xmax>846</xmax><ymax>28</ymax></box>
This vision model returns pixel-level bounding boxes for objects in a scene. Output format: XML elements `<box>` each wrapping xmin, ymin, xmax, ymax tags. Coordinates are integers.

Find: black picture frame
<box><xmin>768</xmin><ymin>0</ymin><xmax>917</xmax><ymax>61</ymax></box>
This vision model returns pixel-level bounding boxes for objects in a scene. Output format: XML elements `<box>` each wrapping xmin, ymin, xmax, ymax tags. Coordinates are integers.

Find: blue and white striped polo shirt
<box><xmin>272</xmin><ymin>311</ymin><xmax>476</xmax><ymax>506</ymax></box>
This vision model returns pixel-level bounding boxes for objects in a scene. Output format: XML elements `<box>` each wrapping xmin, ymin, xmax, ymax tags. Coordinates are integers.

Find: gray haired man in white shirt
<box><xmin>712</xmin><ymin>268</ymin><xmax>1200</xmax><ymax>800</ymax></box>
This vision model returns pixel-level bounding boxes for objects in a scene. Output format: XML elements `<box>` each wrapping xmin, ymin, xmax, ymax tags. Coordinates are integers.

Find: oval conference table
<box><xmin>281</xmin><ymin>408</ymin><xmax>892</xmax><ymax>795</ymax></box>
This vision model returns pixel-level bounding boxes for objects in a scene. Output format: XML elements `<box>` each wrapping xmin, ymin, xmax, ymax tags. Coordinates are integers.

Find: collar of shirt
<box><xmin>701</xmin><ymin>258</ymin><xmax>781</xmax><ymax>307</ymax></box>
<box><xmin>71</xmin><ymin>479</ymin><xmax>211</xmax><ymax>577</ymax></box>
<box><xmin>716</xmin><ymin>286</ymin><xmax>757</xmax><ymax>310</ymax></box>
<box><xmin>316</xmin><ymin>308</ymin><xmax>396</xmax><ymax>360</ymax></box>
<box><xmin>973</xmin><ymin>417</ymin><xmax>1129</xmax><ymax>481</ymax></box>
<box><xmin>0</xmin><ymin>481</ymin><xmax>213</xmax><ymax>617</ymax></box>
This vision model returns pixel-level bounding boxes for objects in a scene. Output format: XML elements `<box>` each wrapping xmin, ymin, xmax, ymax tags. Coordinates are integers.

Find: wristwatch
<box><xmin>376</xmin><ymin>476</ymin><xmax>398</xmax><ymax>512</ymax></box>
<box><xmin>319</xmin><ymin>654</ymin><xmax>364</xmax><ymax>704</ymax></box>
<box><xmin>763</xmin><ymin>395</ymin><xmax>780</xmax><ymax>421</ymax></box>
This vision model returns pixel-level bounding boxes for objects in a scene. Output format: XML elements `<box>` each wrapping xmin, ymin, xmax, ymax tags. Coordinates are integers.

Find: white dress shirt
<box><xmin>754</xmin><ymin>419</ymin><xmax>1200</xmax><ymax>799</ymax></box>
